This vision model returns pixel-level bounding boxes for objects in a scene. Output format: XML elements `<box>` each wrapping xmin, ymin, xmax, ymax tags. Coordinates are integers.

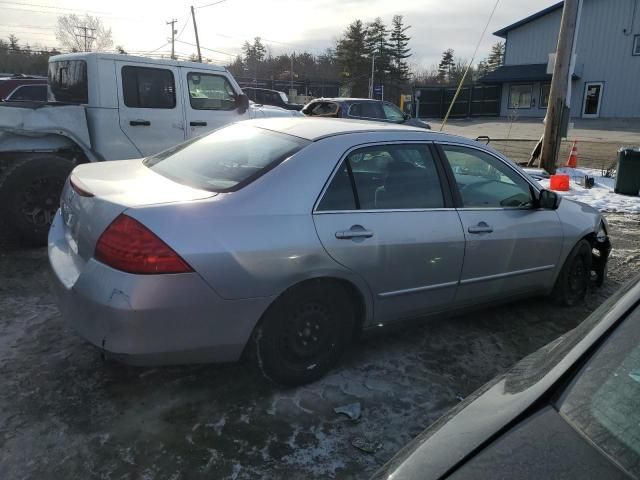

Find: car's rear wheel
<box><xmin>256</xmin><ymin>281</ymin><xmax>355</xmax><ymax>386</ymax></box>
<box><xmin>553</xmin><ymin>239</ymin><xmax>592</xmax><ymax>306</ymax></box>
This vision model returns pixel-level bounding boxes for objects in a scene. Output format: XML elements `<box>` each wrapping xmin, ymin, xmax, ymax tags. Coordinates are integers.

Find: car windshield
<box><xmin>144</xmin><ymin>124</ymin><xmax>309</xmax><ymax>192</ymax></box>
<box><xmin>556</xmin><ymin>305</ymin><xmax>640</xmax><ymax>477</ymax></box>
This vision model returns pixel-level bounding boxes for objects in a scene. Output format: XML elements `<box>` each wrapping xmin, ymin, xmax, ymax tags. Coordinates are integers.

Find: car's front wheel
<box><xmin>256</xmin><ymin>281</ymin><xmax>355</xmax><ymax>386</ymax></box>
<box><xmin>553</xmin><ymin>239</ymin><xmax>593</xmax><ymax>306</ymax></box>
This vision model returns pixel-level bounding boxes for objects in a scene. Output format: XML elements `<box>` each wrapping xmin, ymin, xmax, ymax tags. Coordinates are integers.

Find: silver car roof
<box><xmin>246</xmin><ymin>117</ymin><xmax>473</xmax><ymax>143</ymax></box>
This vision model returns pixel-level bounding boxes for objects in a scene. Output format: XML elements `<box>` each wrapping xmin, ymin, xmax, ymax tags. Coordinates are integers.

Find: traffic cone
<box><xmin>566</xmin><ymin>140</ymin><xmax>578</xmax><ymax>168</ymax></box>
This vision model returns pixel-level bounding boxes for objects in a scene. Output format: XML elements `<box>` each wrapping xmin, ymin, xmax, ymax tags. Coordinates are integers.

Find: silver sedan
<box><xmin>49</xmin><ymin>118</ymin><xmax>611</xmax><ymax>385</ymax></box>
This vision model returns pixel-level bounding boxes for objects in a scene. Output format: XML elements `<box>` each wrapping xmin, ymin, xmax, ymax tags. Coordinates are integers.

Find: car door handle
<box><xmin>335</xmin><ymin>229</ymin><xmax>374</xmax><ymax>239</ymax></box>
<box><xmin>190</xmin><ymin>121</ymin><xmax>207</xmax><ymax>127</ymax></box>
<box><xmin>468</xmin><ymin>222</ymin><xmax>494</xmax><ymax>234</ymax></box>
<box><xmin>129</xmin><ymin>120</ymin><xmax>150</xmax><ymax>126</ymax></box>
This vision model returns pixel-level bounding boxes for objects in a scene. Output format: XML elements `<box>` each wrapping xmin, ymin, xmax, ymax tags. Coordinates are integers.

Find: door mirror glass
<box><xmin>236</xmin><ymin>93</ymin><xmax>250</xmax><ymax>114</ymax></box>
<box><xmin>539</xmin><ymin>189</ymin><xmax>560</xmax><ymax>209</ymax></box>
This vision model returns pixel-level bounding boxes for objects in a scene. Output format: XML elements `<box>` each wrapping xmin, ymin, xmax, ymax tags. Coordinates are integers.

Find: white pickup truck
<box><xmin>0</xmin><ymin>52</ymin><xmax>300</xmax><ymax>245</ymax></box>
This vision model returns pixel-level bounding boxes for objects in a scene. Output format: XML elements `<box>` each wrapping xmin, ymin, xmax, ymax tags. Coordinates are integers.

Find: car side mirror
<box><xmin>235</xmin><ymin>93</ymin><xmax>250</xmax><ymax>114</ymax></box>
<box><xmin>539</xmin><ymin>189</ymin><xmax>560</xmax><ymax>209</ymax></box>
<box><xmin>403</xmin><ymin>113</ymin><xmax>410</xmax><ymax>120</ymax></box>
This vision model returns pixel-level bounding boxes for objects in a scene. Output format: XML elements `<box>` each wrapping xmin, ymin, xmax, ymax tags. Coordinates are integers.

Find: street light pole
<box><xmin>369</xmin><ymin>53</ymin><xmax>376</xmax><ymax>99</ymax></box>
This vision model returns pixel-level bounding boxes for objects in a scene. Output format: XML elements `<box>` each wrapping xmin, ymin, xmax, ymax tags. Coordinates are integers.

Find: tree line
<box><xmin>1</xmin><ymin>12</ymin><xmax>505</xmax><ymax>101</ymax></box>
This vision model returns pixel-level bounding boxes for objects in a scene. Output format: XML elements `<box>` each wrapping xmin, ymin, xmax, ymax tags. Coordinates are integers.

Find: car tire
<box><xmin>553</xmin><ymin>239</ymin><xmax>592</xmax><ymax>306</ymax></box>
<box><xmin>255</xmin><ymin>281</ymin><xmax>355</xmax><ymax>386</ymax></box>
<box><xmin>0</xmin><ymin>155</ymin><xmax>74</xmax><ymax>247</ymax></box>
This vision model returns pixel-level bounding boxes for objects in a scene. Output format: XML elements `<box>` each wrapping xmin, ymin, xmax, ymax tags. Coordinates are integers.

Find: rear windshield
<box><xmin>144</xmin><ymin>124</ymin><xmax>310</xmax><ymax>192</ymax></box>
<box><xmin>48</xmin><ymin>60</ymin><xmax>88</xmax><ymax>103</ymax></box>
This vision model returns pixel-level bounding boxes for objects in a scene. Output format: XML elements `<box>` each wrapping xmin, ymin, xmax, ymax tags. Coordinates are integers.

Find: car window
<box><xmin>382</xmin><ymin>102</ymin><xmax>405</xmax><ymax>122</ymax></box>
<box><xmin>144</xmin><ymin>124</ymin><xmax>309</xmax><ymax>192</ymax></box>
<box><xmin>7</xmin><ymin>84</ymin><xmax>46</xmax><ymax>101</ymax></box>
<box><xmin>349</xmin><ymin>102</ymin><xmax>383</xmax><ymax>119</ymax></box>
<box><xmin>441</xmin><ymin>145</ymin><xmax>533</xmax><ymax>208</ymax></box>
<box><xmin>317</xmin><ymin>144</ymin><xmax>444</xmax><ymax>211</ymax></box>
<box><xmin>556</xmin><ymin>307</ymin><xmax>640</xmax><ymax>477</ymax></box>
<box><xmin>187</xmin><ymin>72</ymin><xmax>236</xmax><ymax>110</ymax></box>
<box><xmin>48</xmin><ymin>60</ymin><xmax>87</xmax><ymax>103</ymax></box>
<box><xmin>122</xmin><ymin>66</ymin><xmax>175</xmax><ymax>109</ymax></box>
<box><xmin>304</xmin><ymin>101</ymin><xmax>339</xmax><ymax>117</ymax></box>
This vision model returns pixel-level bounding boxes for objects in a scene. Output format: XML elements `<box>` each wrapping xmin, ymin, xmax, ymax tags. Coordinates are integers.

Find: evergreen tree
<box><xmin>486</xmin><ymin>41</ymin><xmax>505</xmax><ymax>71</ymax></box>
<box><xmin>243</xmin><ymin>37</ymin><xmax>267</xmax><ymax>78</ymax></box>
<box><xmin>365</xmin><ymin>17</ymin><xmax>391</xmax><ymax>95</ymax></box>
<box><xmin>336</xmin><ymin>20</ymin><xmax>369</xmax><ymax>97</ymax></box>
<box><xmin>437</xmin><ymin>49</ymin><xmax>455</xmax><ymax>83</ymax></box>
<box><xmin>389</xmin><ymin>15</ymin><xmax>411</xmax><ymax>82</ymax></box>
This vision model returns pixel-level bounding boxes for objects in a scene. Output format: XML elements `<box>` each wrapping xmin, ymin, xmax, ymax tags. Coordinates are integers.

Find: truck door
<box><xmin>116</xmin><ymin>62</ymin><xmax>186</xmax><ymax>156</ymax></box>
<box><xmin>180</xmin><ymin>68</ymin><xmax>247</xmax><ymax>138</ymax></box>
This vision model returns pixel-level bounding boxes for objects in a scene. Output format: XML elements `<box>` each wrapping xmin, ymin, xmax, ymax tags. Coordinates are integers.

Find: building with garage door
<box><xmin>481</xmin><ymin>0</ymin><xmax>640</xmax><ymax>119</ymax></box>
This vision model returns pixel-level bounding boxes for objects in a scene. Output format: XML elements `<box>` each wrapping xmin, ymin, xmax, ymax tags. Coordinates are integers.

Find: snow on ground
<box><xmin>530</xmin><ymin>166</ymin><xmax>640</xmax><ymax>214</ymax></box>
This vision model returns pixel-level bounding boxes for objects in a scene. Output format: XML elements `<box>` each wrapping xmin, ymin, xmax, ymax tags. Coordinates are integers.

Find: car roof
<box><xmin>49</xmin><ymin>52</ymin><xmax>228</xmax><ymax>73</ymax></box>
<box><xmin>309</xmin><ymin>97</ymin><xmax>384</xmax><ymax>104</ymax></box>
<box><xmin>247</xmin><ymin>117</ymin><xmax>463</xmax><ymax>142</ymax></box>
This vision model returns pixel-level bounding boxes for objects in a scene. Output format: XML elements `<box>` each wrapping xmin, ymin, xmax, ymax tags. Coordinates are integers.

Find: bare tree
<box><xmin>56</xmin><ymin>14</ymin><xmax>113</xmax><ymax>52</ymax></box>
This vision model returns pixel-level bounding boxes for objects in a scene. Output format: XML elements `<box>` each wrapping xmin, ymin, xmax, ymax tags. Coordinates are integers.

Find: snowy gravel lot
<box><xmin>1</xmin><ymin>213</ymin><xmax>640</xmax><ymax>480</ymax></box>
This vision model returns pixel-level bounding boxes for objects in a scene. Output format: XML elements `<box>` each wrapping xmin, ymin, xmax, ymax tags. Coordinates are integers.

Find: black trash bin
<box><xmin>614</xmin><ymin>147</ymin><xmax>640</xmax><ymax>196</ymax></box>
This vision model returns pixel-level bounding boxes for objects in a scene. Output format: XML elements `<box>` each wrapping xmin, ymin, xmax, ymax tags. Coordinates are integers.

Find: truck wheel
<box><xmin>0</xmin><ymin>155</ymin><xmax>74</xmax><ymax>246</ymax></box>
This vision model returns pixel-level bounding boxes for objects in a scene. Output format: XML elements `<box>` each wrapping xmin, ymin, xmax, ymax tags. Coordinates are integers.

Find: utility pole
<box><xmin>75</xmin><ymin>26</ymin><xmax>96</xmax><ymax>52</ymax></box>
<box><xmin>190</xmin><ymin>6</ymin><xmax>202</xmax><ymax>62</ymax></box>
<box><xmin>541</xmin><ymin>0</ymin><xmax>580</xmax><ymax>174</ymax></box>
<box><xmin>166</xmin><ymin>19</ymin><xmax>177</xmax><ymax>60</ymax></box>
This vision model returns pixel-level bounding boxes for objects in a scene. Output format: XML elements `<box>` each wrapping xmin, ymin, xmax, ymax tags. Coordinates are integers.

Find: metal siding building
<box><xmin>485</xmin><ymin>0</ymin><xmax>640</xmax><ymax>119</ymax></box>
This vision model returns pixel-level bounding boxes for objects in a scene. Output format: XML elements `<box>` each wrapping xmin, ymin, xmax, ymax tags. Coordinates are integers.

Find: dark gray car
<box><xmin>301</xmin><ymin>98</ymin><xmax>431</xmax><ymax>129</ymax></box>
<box><xmin>374</xmin><ymin>274</ymin><xmax>639</xmax><ymax>480</ymax></box>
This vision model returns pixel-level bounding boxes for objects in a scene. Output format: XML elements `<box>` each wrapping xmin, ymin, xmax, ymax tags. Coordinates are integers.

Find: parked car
<box><xmin>0</xmin><ymin>53</ymin><xmax>300</xmax><ymax>245</ymax></box>
<box><xmin>2</xmin><ymin>83</ymin><xmax>47</xmax><ymax>102</ymax></box>
<box><xmin>373</xmin><ymin>274</ymin><xmax>640</xmax><ymax>480</ymax></box>
<box><xmin>242</xmin><ymin>86</ymin><xmax>303</xmax><ymax>111</ymax></box>
<box><xmin>301</xmin><ymin>98</ymin><xmax>431</xmax><ymax>129</ymax></box>
<box><xmin>0</xmin><ymin>74</ymin><xmax>46</xmax><ymax>102</ymax></box>
<box><xmin>49</xmin><ymin>118</ymin><xmax>610</xmax><ymax>386</ymax></box>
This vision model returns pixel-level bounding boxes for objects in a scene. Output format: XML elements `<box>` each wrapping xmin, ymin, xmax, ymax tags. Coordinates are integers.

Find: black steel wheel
<box><xmin>256</xmin><ymin>281</ymin><xmax>356</xmax><ymax>386</ymax></box>
<box><xmin>553</xmin><ymin>239</ymin><xmax>592</xmax><ymax>306</ymax></box>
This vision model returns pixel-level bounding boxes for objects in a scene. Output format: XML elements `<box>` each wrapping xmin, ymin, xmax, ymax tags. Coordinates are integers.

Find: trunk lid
<box><xmin>60</xmin><ymin>159</ymin><xmax>215</xmax><ymax>263</ymax></box>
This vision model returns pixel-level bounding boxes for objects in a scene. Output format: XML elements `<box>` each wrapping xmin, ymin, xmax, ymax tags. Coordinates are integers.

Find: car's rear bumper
<box><xmin>48</xmin><ymin>210</ymin><xmax>273</xmax><ymax>365</ymax></box>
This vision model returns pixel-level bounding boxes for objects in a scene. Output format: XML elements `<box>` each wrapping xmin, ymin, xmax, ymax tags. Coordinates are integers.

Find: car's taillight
<box><xmin>95</xmin><ymin>214</ymin><xmax>193</xmax><ymax>274</ymax></box>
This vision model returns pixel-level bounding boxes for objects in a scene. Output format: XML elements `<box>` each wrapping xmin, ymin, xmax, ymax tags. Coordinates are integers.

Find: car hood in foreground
<box><xmin>372</xmin><ymin>275</ymin><xmax>640</xmax><ymax>480</ymax></box>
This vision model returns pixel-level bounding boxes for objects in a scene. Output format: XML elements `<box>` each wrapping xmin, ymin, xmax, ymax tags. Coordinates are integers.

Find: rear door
<box><xmin>437</xmin><ymin>143</ymin><xmax>563</xmax><ymax>304</ymax></box>
<box><xmin>313</xmin><ymin>142</ymin><xmax>465</xmax><ymax>324</ymax></box>
<box><xmin>116</xmin><ymin>62</ymin><xmax>185</xmax><ymax>156</ymax></box>
<box><xmin>180</xmin><ymin>69</ymin><xmax>246</xmax><ymax>138</ymax></box>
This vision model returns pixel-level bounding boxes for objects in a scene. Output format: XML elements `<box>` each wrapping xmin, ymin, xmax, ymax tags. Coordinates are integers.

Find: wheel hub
<box><xmin>20</xmin><ymin>176</ymin><xmax>64</xmax><ymax>227</ymax></box>
<box><xmin>283</xmin><ymin>303</ymin><xmax>332</xmax><ymax>359</ymax></box>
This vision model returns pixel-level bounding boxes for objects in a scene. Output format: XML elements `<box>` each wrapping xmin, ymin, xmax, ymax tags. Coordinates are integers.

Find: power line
<box><xmin>195</xmin><ymin>0</ymin><xmax>227</xmax><ymax>9</ymax></box>
<box><xmin>175</xmin><ymin>39</ymin><xmax>235</xmax><ymax>57</ymax></box>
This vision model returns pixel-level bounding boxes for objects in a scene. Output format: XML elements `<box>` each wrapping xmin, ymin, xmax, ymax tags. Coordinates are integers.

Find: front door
<box><xmin>438</xmin><ymin>144</ymin><xmax>563</xmax><ymax>305</ymax></box>
<box><xmin>116</xmin><ymin>62</ymin><xmax>185</xmax><ymax>156</ymax></box>
<box><xmin>582</xmin><ymin>82</ymin><xmax>604</xmax><ymax>118</ymax></box>
<box><xmin>180</xmin><ymin>68</ymin><xmax>247</xmax><ymax>139</ymax></box>
<box><xmin>313</xmin><ymin>142</ymin><xmax>465</xmax><ymax>324</ymax></box>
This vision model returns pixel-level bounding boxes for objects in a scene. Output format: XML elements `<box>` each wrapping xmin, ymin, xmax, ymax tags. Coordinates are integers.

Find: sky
<box><xmin>0</xmin><ymin>0</ymin><xmax>561</xmax><ymax>68</ymax></box>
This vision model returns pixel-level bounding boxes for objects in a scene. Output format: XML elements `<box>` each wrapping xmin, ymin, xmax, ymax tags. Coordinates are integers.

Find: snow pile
<box><xmin>533</xmin><ymin>167</ymin><xmax>640</xmax><ymax>214</ymax></box>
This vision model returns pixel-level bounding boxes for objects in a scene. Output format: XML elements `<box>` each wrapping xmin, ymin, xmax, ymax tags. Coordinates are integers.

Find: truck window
<box><xmin>187</xmin><ymin>72</ymin><xmax>236</xmax><ymax>110</ymax></box>
<box><xmin>48</xmin><ymin>60</ymin><xmax>88</xmax><ymax>104</ymax></box>
<box><xmin>122</xmin><ymin>66</ymin><xmax>176</xmax><ymax>109</ymax></box>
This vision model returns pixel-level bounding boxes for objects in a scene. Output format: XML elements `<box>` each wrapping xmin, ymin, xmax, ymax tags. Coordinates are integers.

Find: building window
<box><xmin>508</xmin><ymin>84</ymin><xmax>533</xmax><ymax>109</ymax></box>
<box><xmin>634</xmin><ymin>35</ymin><xmax>640</xmax><ymax>56</ymax></box>
<box><xmin>540</xmin><ymin>83</ymin><xmax>551</xmax><ymax>108</ymax></box>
